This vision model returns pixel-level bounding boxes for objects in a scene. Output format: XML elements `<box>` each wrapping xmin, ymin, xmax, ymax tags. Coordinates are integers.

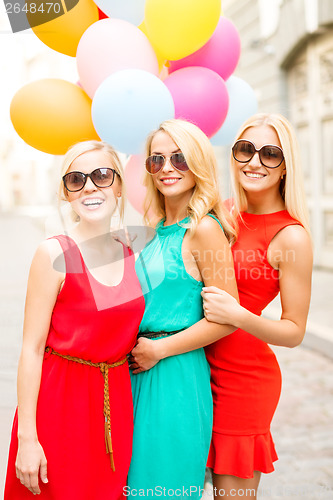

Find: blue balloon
<box><xmin>92</xmin><ymin>69</ymin><xmax>175</xmax><ymax>155</ymax></box>
<box><xmin>211</xmin><ymin>76</ymin><xmax>258</xmax><ymax>146</ymax></box>
<box><xmin>95</xmin><ymin>0</ymin><xmax>146</xmax><ymax>25</ymax></box>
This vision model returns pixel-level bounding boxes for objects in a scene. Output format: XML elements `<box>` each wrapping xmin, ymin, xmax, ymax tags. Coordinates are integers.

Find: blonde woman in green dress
<box><xmin>127</xmin><ymin>119</ymin><xmax>238</xmax><ymax>498</ymax></box>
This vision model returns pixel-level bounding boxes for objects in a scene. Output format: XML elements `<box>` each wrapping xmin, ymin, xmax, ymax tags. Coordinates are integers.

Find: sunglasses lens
<box><xmin>146</xmin><ymin>155</ymin><xmax>165</xmax><ymax>174</ymax></box>
<box><xmin>91</xmin><ymin>168</ymin><xmax>115</xmax><ymax>187</ymax></box>
<box><xmin>260</xmin><ymin>146</ymin><xmax>284</xmax><ymax>168</ymax></box>
<box><xmin>64</xmin><ymin>172</ymin><xmax>86</xmax><ymax>192</ymax></box>
<box><xmin>233</xmin><ymin>141</ymin><xmax>284</xmax><ymax>168</ymax></box>
<box><xmin>170</xmin><ymin>153</ymin><xmax>188</xmax><ymax>171</ymax></box>
<box><xmin>146</xmin><ymin>153</ymin><xmax>189</xmax><ymax>174</ymax></box>
<box><xmin>233</xmin><ymin>141</ymin><xmax>255</xmax><ymax>162</ymax></box>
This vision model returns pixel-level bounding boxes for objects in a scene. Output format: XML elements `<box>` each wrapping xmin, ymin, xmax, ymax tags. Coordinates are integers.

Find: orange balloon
<box><xmin>10</xmin><ymin>79</ymin><xmax>100</xmax><ymax>155</ymax></box>
<box><xmin>30</xmin><ymin>0</ymin><xmax>99</xmax><ymax>57</ymax></box>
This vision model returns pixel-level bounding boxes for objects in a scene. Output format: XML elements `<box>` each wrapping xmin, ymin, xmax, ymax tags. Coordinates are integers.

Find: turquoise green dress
<box><xmin>128</xmin><ymin>217</ymin><xmax>213</xmax><ymax>498</ymax></box>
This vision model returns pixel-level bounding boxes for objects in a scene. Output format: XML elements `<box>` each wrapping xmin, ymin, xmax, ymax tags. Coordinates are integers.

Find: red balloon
<box><xmin>98</xmin><ymin>7</ymin><xmax>108</xmax><ymax>19</ymax></box>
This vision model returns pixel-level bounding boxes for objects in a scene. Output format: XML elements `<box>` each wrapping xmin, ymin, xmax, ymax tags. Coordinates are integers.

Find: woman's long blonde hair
<box><xmin>143</xmin><ymin>119</ymin><xmax>237</xmax><ymax>242</ymax></box>
<box><xmin>58</xmin><ymin>140</ymin><xmax>125</xmax><ymax>222</ymax></box>
<box><xmin>230</xmin><ymin>113</ymin><xmax>311</xmax><ymax>236</ymax></box>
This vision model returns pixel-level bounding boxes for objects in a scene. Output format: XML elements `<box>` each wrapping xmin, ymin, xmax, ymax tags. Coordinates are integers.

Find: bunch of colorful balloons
<box><xmin>10</xmin><ymin>0</ymin><xmax>258</xmax><ymax>212</ymax></box>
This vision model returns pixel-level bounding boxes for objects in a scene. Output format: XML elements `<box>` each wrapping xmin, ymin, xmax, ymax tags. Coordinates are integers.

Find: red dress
<box><xmin>206</xmin><ymin>210</ymin><xmax>300</xmax><ymax>478</ymax></box>
<box><xmin>5</xmin><ymin>235</ymin><xmax>145</xmax><ymax>499</ymax></box>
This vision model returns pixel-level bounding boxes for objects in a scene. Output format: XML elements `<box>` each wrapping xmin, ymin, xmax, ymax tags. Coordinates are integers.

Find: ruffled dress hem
<box><xmin>207</xmin><ymin>430</ymin><xmax>278</xmax><ymax>478</ymax></box>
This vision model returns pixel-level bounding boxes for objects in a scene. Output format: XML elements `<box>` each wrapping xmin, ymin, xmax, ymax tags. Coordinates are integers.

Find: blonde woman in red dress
<box><xmin>131</xmin><ymin>114</ymin><xmax>313</xmax><ymax>499</ymax></box>
<box><xmin>5</xmin><ymin>140</ymin><xmax>144</xmax><ymax>499</ymax></box>
<box><xmin>202</xmin><ymin>113</ymin><xmax>313</xmax><ymax>498</ymax></box>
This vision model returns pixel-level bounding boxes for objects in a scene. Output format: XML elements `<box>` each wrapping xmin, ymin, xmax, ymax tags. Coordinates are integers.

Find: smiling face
<box><xmin>235</xmin><ymin>125</ymin><xmax>286</xmax><ymax>197</ymax></box>
<box><xmin>65</xmin><ymin>149</ymin><xmax>122</xmax><ymax>224</ymax></box>
<box><xmin>149</xmin><ymin>131</ymin><xmax>196</xmax><ymax>204</ymax></box>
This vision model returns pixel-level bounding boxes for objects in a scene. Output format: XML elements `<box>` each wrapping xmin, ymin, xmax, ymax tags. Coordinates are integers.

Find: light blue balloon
<box><xmin>211</xmin><ymin>76</ymin><xmax>258</xmax><ymax>146</ymax></box>
<box><xmin>95</xmin><ymin>0</ymin><xmax>146</xmax><ymax>26</ymax></box>
<box><xmin>92</xmin><ymin>69</ymin><xmax>175</xmax><ymax>155</ymax></box>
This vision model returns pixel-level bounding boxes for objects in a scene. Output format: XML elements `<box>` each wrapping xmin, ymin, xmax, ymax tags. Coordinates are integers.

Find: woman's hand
<box><xmin>15</xmin><ymin>439</ymin><xmax>48</xmax><ymax>495</ymax></box>
<box><xmin>130</xmin><ymin>337</ymin><xmax>162</xmax><ymax>374</ymax></box>
<box><xmin>202</xmin><ymin>286</ymin><xmax>243</xmax><ymax>326</ymax></box>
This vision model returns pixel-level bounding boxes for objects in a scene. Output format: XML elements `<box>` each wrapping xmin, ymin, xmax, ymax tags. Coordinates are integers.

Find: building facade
<box><xmin>224</xmin><ymin>0</ymin><xmax>333</xmax><ymax>268</ymax></box>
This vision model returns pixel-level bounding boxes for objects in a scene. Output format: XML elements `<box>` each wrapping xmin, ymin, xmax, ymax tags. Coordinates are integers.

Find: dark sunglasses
<box><xmin>63</xmin><ymin>168</ymin><xmax>118</xmax><ymax>192</ymax></box>
<box><xmin>232</xmin><ymin>140</ymin><xmax>284</xmax><ymax>168</ymax></box>
<box><xmin>145</xmin><ymin>153</ymin><xmax>189</xmax><ymax>174</ymax></box>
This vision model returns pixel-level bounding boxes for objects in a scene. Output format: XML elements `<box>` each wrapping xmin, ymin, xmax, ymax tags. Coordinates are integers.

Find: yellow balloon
<box><xmin>145</xmin><ymin>0</ymin><xmax>221</xmax><ymax>60</ymax></box>
<box><xmin>29</xmin><ymin>0</ymin><xmax>99</xmax><ymax>57</ymax></box>
<box><xmin>138</xmin><ymin>21</ymin><xmax>166</xmax><ymax>71</ymax></box>
<box><xmin>10</xmin><ymin>79</ymin><xmax>100</xmax><ymax>155</ymax></box>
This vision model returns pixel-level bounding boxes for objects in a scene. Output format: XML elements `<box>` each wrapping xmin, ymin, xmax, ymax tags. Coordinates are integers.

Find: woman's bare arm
<box><xmin>203</xmin><ymin>225</ymin><xmax>313</xmax><ymax>348</ymax></box>
<box><xmin>16</xmin><ymin>240</ymin><xmax>63</xmax><ymax>495</ymax></box>
<box><xmin>131</xmin><ymin>216</ymin><xmax>238</xmax><ymax>372</ymax></box>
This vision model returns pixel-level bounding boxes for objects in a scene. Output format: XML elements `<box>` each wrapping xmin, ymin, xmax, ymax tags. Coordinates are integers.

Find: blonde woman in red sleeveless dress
<box><xmin>202</xmin><ymin>113</ymin><xmax>313</xmax><ymax>498</ymax></box>
<box><xmin>4</xmin><ymin>141</ymin><xmax>145</xmax><ymax>499</ymax></box>
<box><xmin>131</xmin><ymin>114</ymin><xmax>313</xmax><ymax>499</ymax></box>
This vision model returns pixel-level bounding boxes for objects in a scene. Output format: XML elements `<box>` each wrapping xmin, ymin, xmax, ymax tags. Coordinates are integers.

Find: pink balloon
<box><xmin>77</xmin><ymin>19</ymin><xmax>159</xmax><ymax>98</ymax></box>
<box><xmin>168</xmin><ymin>18</ymin><xmax>241</xmax><ymax>81</ymax></box>
<box><xmin>164</xmin><ymin>67</ymin><xmax>229</xmax><ymax>138</ymax></box>
<box><xmin>125</xmin><ymin>154</ymin><xmax>147</xmax><ymax>214</ymax></box>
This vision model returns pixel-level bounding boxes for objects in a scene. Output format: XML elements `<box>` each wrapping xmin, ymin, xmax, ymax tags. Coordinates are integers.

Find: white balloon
<box><xmin>94</xmin><ymin>0</ymin><xmax>146</xmax><ymax>25</ymax></box>
<box><xmin>211</xmin><ymin>76</ymin><xmax>258</xmax><ymax>146</ymax></box>
<box><xmin>92</xmin><ymin>69</ymin><xmax>175</xmax><ymax>155</ymax></box>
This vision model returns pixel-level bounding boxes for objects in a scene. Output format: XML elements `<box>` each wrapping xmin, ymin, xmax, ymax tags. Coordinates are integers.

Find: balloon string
<box><xmin>59</xmin><ymin>0</ymin><xmax>68</xmax><ymax>14</ymax></box>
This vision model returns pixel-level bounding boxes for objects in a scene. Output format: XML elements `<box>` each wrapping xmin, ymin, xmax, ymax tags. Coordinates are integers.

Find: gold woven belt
<box><xmin>45</xmin><ymin>346</ymin><xmax>127</xmax><ymax>471</ymax></box>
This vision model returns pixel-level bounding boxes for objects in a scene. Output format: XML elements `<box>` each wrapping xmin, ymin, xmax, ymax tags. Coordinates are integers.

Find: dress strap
<box><xmin>206</xmin><ymin>213</ymin><xmax>225</xmax><ymax>233</ymax></box>
<box><xmin>264</xmin><ymin>212</ymin><xmax>302</xmax><ymax>245</ymax></box>
<box><xmin>119</xmin><ymin>240</ymin><xmax>134</xmax><ymax>275</ymax></box>
<box><xmin>50</xmin><ymin>235</ymin><xmax>133</xmax><ymax>276</ymax></box>
<box><xmin>48</xmin><ymin>235</ymin><xmax>84</xmax><ymax>274</ymax></box>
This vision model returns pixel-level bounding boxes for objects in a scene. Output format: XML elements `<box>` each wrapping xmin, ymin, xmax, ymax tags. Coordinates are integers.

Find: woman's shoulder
<box><xmin>35</xmin><ymin>237</ymin><xmax>62</xmax><ymax>256</ymax></box>
<box><xmin>268</xmin><ymin>223</ymin><xmax>313</xmax><ymax>271</ymax></box>
<box><xmin>192</xmin><ymin>215</ymin><xmax>227</xmax><ymax>245</ymax></box>
<box><xmin>196</xmin><ymin>214</ymin><xmax>222</xmax><ymax>230</ymax></box>
<box><xmin>267</xmin><ymin>223</ymin><xmax>312</xmax><ymax>269</ymax></box>
<box><xmin>274</xmin><ymin>223</ymin><xmax>311</xmax><ymax>249</ymax></box>
<box><xmin>33</xmin><ymin>236</ymin><xmax>66</xmax><ymax>274</ymax></box>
